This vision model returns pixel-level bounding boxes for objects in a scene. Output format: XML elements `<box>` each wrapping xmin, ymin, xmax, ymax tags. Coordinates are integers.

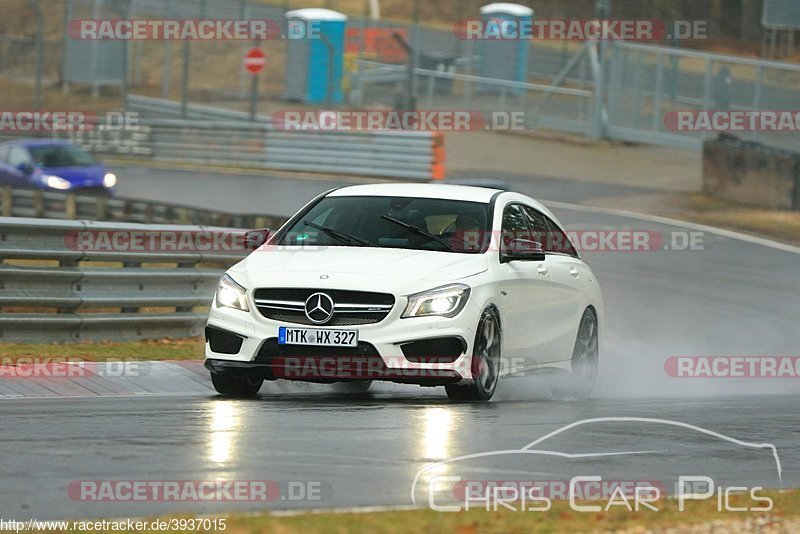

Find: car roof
<box><xmin>329</xmin><ymin>183</ymin><xmax>501</xmax><ymax>203</ymax></box>
<box><xmin>328</xmin><ymin>183</ymin><xmax>557</xmax><ymax>221</ymax></box>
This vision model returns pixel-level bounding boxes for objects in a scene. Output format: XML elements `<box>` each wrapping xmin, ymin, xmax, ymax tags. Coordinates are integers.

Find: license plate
<box><xmin>278</xmin><ymin>326</ymin><xmax>358</xmax><ymax>347</ymax></box>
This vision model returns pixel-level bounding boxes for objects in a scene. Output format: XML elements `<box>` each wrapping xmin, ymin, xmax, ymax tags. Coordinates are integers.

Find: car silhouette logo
<box><xmin>305</xmin><ymin>292</ymin><xmax>335</xmax><ymax>324</ymax></box>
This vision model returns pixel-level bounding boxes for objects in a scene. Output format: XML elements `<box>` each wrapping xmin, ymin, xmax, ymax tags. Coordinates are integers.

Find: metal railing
<box><xmin>6</xmin><ymin>101</ymin><xmax>444</xmax><ymax>181</ymax></box>
<box><xmin>0</xmin><ymin>217</ymin><xmax>259</xmax><ymax>342</ymax></box>
<box><xmin>605</xmin><ymin>41</ymin><xmax>800</xmax><ymax>151</ymax></box>
<box><xmin>126</xmin><ymin>94</ymin><xmax>268</xmax><ymax>121</ymax></box>
<box><xmin>353</xmin><ymin>62</ymin><xmax>595</xmax><ymax>136</ymax></box>
<box><xmin>0</xmin><ymin>185</ymin><xmax>283</xmax><ymax>229</ymax></box>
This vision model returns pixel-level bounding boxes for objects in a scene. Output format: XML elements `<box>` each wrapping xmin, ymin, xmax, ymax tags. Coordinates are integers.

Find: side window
<box><xmin>545</xmin><ymin>215</ymin><xmax>579</xmax><ymax>258</ymax></box>
<box><xmin>7</xmin><ymin>146</ymin><xmax>32</xmax><ymax>167</ymax></box>
<box><xmin>521</xmin><ymin>206</ymin><xmax>550</xmax><ymax>245</ymax></box>
<box><xmin>500</xmin><ymin>204</ymin><xmax>531</xmax><ymax>249</ymax></box>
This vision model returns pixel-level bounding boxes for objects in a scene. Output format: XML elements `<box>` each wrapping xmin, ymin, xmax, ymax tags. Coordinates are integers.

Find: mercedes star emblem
<box><xmin>304</xmin><ymin>292</ymin><xmax>335</xmax><ymax>324</ymax></box>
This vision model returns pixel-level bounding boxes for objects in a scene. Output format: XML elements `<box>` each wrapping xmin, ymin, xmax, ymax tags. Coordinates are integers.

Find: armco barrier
<box><xmin>0</xmin><ymin>217</ymin><xmax>264</xmax><ymax>342</ymax></box>
<box><xmin>703</xmin><ymin>134</ymin><xmax>800</xmax><ymax>211</ymax></box>
<box><xmin>0</xmin><ymin>96</ymin><xmax>446</xmax><ymax>181</ymax></box>
<box><xmin>0</xmin><ymin>186</ymin><xmax>284</xmax><ymax>229</ymax></box>
<box><xmin>55</xmin><ymin>115</ymin><xmax>445</xmax><ymax>181</ymax></box>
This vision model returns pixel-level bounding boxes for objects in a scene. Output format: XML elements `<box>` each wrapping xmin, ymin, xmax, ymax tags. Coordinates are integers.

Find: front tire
<box><xmin>210</xmin><ymin>370</ymin><xmax>263</xmax><ymax>397</ymax></box>
<box><xmin>446</xmin><ymin>308</ymin><xmax>501</xmax><ymax>402</ymax></box>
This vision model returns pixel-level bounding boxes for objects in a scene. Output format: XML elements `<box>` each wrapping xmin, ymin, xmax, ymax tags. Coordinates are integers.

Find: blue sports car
<box><xmin>0</xmin><ymin>140</ymin><xmax>117</xmax><ymax>194</ymax></box>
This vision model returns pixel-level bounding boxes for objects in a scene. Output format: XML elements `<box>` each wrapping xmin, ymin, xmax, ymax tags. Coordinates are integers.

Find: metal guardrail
<box><xmin>0</xmin><ymin>185</ymin><xmax>284</xmax><ymax>229</ymax></box>
<box><xmin>0</xmin><ymin>217</ymin><xmax>258</xmax><ymax>342</ymax></box>
<box><xmin>59</xmin><ymin>110</ymin><xmax>446</xmax><ymax>181</ymax></box>
<box><xmin>126</xmin><ymin>94</ymin><xmax>269</xmax><ymax>121</ymax></box>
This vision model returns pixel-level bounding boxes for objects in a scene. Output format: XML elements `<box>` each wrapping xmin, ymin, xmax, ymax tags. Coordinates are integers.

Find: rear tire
<box><xmin>446</xmin><ymin>308</ymin><xmax>501</xmax><ymax>402</ymax></box>
<box><xmin>552</xmin><ymin>308</ymin><xmax>598</xmax><ymax>399</ymax></box>
<box><xmin>211</xmin><ymin>370</ymin><xmax>263</xmax><ymax>398</ymax></box>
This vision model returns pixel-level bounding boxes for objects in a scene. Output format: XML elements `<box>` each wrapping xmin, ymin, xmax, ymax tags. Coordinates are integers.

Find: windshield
<box><xmin>29</xmin><ymin>145</ymin><xmax>97</xmax><ymax>168</ymax></box>
<box><xmin>278</xmin><ymin>195</ymin><xmax>491</xmax><ymax>253</ymax></box>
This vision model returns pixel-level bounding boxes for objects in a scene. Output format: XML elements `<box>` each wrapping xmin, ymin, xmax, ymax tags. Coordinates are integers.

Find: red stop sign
<box><xmin>244</xmin><ymin>47</ymin><xmax>266</xmax><ymax>74</ymax></box>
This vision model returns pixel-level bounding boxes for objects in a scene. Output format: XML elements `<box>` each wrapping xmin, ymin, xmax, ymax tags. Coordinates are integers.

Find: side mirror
<box><xmin>244</xmin><ymin>228</ymin><xmax>270</xmax><ymax>250</ymax></box>
<box><xmin>17</xmin><ymin>162</ymin><xmax>33</xmax><ymax>175</ymax></box>
<box><xmin>501</xmin><ymin>238</ymin><xmax>546</xmax><ymax>263</ymax></box>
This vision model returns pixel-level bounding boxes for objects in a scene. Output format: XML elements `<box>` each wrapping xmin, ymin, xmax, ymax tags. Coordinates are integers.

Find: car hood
<box><xmin>38</xmin><ymin>164</ymin><xmax>106</xmax><ymax>186</ymax></box>
<box><xmin>229</xmin><ymin>246</ymin><xmax>488</xmax><ymax>291</ymax></box>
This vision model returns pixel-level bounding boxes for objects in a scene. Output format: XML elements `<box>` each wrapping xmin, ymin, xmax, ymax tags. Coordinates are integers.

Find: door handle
<box><xmin>537</xmin><ymin>264</ymin><xmax>548</xmax><ymax>276</ymax></box>
<box><xmin>569</xmin><ymin>266</ymin><xmax>580</xmax><ymax>278</ymax></box>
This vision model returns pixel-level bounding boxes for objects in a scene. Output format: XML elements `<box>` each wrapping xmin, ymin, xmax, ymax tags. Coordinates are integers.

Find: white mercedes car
<box><xmin>204</xmin><ymin>183</ymin><xmax>602</xmax><ymax>401</ymax></box>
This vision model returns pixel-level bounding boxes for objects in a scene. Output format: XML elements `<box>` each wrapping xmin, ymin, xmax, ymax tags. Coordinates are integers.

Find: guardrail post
<box><xmin>176</xmin><ymin>261</ymin><xmax>195</xmax><ymax>313</ymax></box>
<box><xmin>65</xmin><ymin>193</ymin><xmax>77</xmax><ymax>219</ymax></box>
<box><xmin>95</xmin><ymin>196</ymin><xmax>107</xmax><ymax>220</ymax></box>
<box><xmin>121</xmin><ymin>261</ymin><xmax>142</xmax><ymax>314</ymax></box>
<box><xmin>1</xmin><ymin>186</ymin><xmax>11</xmax><ymax>217</ymax></box>
<box><xmin>59</xmin><ymin>259</ymin><xmax>79</xmax><ymax>314</ymax></box>
<box><xmin>178</xmin><ymin>208</ymin><xmax>190</xmax><ymax>224</ymax></box>
<box><xmin>33</xmin><ymin>190</ymin><xmax>44</xmax><ymax>218</ymax></box>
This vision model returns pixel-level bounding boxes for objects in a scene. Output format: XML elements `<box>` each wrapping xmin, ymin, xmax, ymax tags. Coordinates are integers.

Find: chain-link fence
<box><xmin>2</xmin><ymin>0</ymin><xmax>800</xmax><ymax>152</ymax></box>
<box><xmin>606</xmin><ymin>41</ymin><xmax>800</xmax><ymax>151</ymax></box>
<box><xmin>0</xmin><ymin>35</ymin><xmax>62</xmax><ymax>83</ymax></box>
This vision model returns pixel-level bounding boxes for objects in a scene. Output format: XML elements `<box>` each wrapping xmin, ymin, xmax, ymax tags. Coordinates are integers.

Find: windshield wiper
<box><xmin>303</xmin><ymin>220</ymin><xmax>371</xmax><ymax>246</ymax></box>
<box><xmin>380</xmin><ymin>214</ymin><xmax>456</xmax><ymax>252</ymax></box>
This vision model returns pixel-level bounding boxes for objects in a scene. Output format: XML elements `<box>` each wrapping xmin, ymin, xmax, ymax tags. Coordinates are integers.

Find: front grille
<box><xmin>253</xmin><ymin>288</ymin><xmax>395</xmax><ymax>326</ymax></box>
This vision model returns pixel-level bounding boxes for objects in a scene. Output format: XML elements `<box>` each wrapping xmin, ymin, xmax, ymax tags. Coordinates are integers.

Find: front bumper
<box><xmin>204</xmin><ymin>297</ymin><xmax>480</xmax><ymax>385</ymax></box>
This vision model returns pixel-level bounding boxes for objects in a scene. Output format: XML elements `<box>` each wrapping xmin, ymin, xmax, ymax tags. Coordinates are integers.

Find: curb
<box><xmin>0</xmin><ymin>360</ymin><xmax>212</xmax><ymax>399</ymax></box>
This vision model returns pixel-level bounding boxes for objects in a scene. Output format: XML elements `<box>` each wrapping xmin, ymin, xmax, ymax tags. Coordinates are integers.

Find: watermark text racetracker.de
<box><xmin>1</xmin><ymin>518</ymin><xmax>228</xmax><ymax>533</ymax></box>
<box><xmin>454</xmin><ymin>18</ymin><xmax>711</xmax><ymax>41</ymax></box>
<box><xmin>0</xmin><ymin>111</ymin><xmax>138</xmax><ymax>132</ymax></box>
<box><xmin>455</xmin><ymin>229</ymin><xmax>711</xmax><ymax>253</ymax></box>
<box><xmin>665</xmin><ymin>110</ymin><xmax>800</xmax><ymax>132</ymax></box>
<box><xmin>0</xmin><ymin>358</ymin><xmax>146</xmax><ymax>378</ymax></box>
<box><xmin>271</xmin><ymin>110</ymin><xmax>528</xmax><ymax>132</ymax></box>
<box><xmin>65</xmin><ymin>229</ymin><xmax>254</xmax><ymax>254</ymax></box>
<box><xmin>68</xmin><ymin>479</ymin><xmax>330</xmax><ymax>502</ymax></box>
<box><xmin>665</xmin><ymin>356</ymin><xmax>800</xmax><ymax>378</ymax></box>
<box><xmin>68</xmin><ymin>18</ymin><xmax>321</xmax><ymax>41</ymax></box>
<box><xmin>64</xmin><ymin>228</ymin><xmax>712</xmax><ymax>254</ymax></box>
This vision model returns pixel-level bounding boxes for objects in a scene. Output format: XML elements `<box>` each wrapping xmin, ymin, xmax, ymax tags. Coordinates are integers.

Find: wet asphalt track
<box><xmin>2</xmin><ymin>168</ymin><xmax>799</xmax><ymax>520</ymax></box>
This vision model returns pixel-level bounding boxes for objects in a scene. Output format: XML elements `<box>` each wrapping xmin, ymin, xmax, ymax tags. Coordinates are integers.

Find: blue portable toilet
<box><xmin>477</xmin><ymin>3</ymin><xmax>533</xmax><ymax>87</ymax></box>
<box><xmin>284</xmin><ymin>8</ymin><xmax>348</xmax><ymax>104</ymax></box>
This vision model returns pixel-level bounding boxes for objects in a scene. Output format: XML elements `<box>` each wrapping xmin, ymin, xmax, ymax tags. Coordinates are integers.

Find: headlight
<box><xmin>45</xmin><ymin>175</ymin><xmax>71</xmax><ymax>190</ymax></box>
<box><xmin>402</xmin><ymin>284</ymin><xmax>471</xmax><ymax>319</ymax></box>
<box><xmin>215</xmin><ymin>274</ymin><xmax>249</xmax><ymax>312</ymax></box>
<box><xmin>103</xmin><ymin>173</ymin><xmax>117</xmax><ymax>188</ymax></box>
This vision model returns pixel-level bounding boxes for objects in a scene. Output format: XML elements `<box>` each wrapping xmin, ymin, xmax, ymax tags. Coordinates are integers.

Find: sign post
<box><xmin>244</xmin><ymin>47</ymin><xmax>266</xmax><ymax>121</ymax></box>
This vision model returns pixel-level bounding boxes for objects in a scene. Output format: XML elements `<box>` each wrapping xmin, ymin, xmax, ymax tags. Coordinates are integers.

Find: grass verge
<box><xmin>25</xmin><ymin>489</ymin><xmax>800</xmax><ymax>533</ymax></box>
<box><xmin>672</xmin><ymin>193</ymin><xmax>800</xmax><ymax>247</ymax></box>
<box><xmin>0</xmin><ymin>338</ymin><xmax>204</xmax><ymax>362</ymax></box>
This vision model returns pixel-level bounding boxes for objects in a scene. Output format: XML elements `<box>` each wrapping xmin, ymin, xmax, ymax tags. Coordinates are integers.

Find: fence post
<box><xmin>651</xmin><ymin>53</ymin><xmax>664</xmax><ymax>133</ymax></box>
<box><xmin>27</xmin><ymin>0</ymin><xmax>43</xmax><ymax>109</ymax></box>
